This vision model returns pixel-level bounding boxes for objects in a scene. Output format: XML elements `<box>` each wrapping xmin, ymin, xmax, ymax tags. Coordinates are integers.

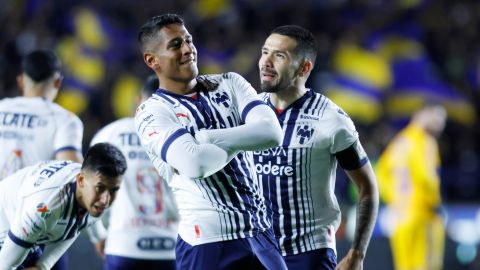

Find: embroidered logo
<box><xmin>296</xmin><ymin>124</ymin><xmax>315</xmax><ymax>145</ymax></box>
<box><xmin>36</xmin><ymin>203</ymin><xmax>51</xmax><ymax>219</ymax></box>
<box><xmin>211</xmin><ymin>92</ymin><xmax>230</xmax><ymax>108</ymax></box>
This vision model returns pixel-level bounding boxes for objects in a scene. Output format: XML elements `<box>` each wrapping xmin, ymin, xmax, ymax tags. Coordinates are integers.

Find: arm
<box><xmin>195</xmin><ymin>104</ymin><xmax>283</xmax><ymax>152</ymax></box>
<box><xmin>135</xmin><ymin>105</ymin><xmax>231</xmax><ymax>179</ymax></box>
<box><xmin>164</xmin><ymin>132</ymin><xmax>230</xmax><ymax>178</ymax></box>
<box><xmin>35</xmin><ymin>237</ymin><xmax>77</xmax><ymax>270</ymax></box>
<box><xmin>0</xmin><ymin>232</ymin><xmax>31</xmax><ymax>269</ymax></box>
<box><xmin>332</xmin><ymin>140</ymin><xmax>378</xmax><ymax>270</ymax></box>
<box><xmin>336</xmin><ymin>163</ymin><xmax>378</xmax><ymax>270</ymax></box>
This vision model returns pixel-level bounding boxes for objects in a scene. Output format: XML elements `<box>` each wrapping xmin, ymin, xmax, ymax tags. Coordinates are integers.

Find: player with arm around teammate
<box><xmin>135</xmin><ymin>14</ymin><xmax>287</xmax><ymax>270</ymax></box>
<box><xmin>0</xmin><ymin>143</ymin><xmax>126</xmax><ymax>270</ymax></box>
<box><xmin>87</xmin><ymin>75</ymin><xmax>178</xmax><ymax>270</ymax></box>
<box><xmin>254</xmin><ymin>25</ymin><xmax>379</xmax><ymax>270</ymax></box>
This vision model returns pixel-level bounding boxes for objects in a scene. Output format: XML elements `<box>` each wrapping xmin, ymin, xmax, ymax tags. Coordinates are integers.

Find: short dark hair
<box><xmin>138</xmin><ymin>14</ymin><xmax>184</xmax><ymax>52</ymax></box>
<box><xmin>82</xmin><ymin>143</ymin><xmax>127</xmax><ymax>178</ymax></box>
<box><xmin>271</xmin><ymin>25</ymin><xmax>317</xmax><ymax>65</ymax></box>
<box><xmin>22</xmin><ymin>49</ymin><xmax>61</xmax><ymax>82</ymax></box>
<box><xmin>142</xmin><ymin>74</ymin><xmax>159</xmax><ymax>96</ymax></box>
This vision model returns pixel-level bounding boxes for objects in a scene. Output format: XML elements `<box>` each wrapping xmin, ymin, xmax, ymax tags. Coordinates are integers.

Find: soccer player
<box><xmin>0</xmin><ymin>49</ymin><xmax>83</xmax><ymax>180</ymax></box>
<box><xmin>0</xmin><ymin>143</ymin><xmax>126</xmax><ymax>270</ymax></box>
<box><xmin>376</xmin><ymin>103</ymin><xmax>447</xmax><ymax>270</ymax></box>
<box><xmin>0</xmin><ymin>49</ymin><xmax>84</xmax><ymax>269</ymax></box>
<box><xmin>135</xmin><ymin>14</ymin><xmax>287</xmax><ymax>270</ymax></box>
<box><xmin>254</xmin><ymin>25</ymin><xmax>379</xmax><ymax>270</ymax></box>
<box><xmin>87</xmin><ymin>75</ymin><xmax>178</xmax><ymax>270</ymax></box>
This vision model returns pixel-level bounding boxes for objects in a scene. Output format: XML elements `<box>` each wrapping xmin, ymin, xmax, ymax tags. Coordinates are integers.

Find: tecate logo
<box><xmin>255</xmin><ymin>161</ymin><xmax>294</xmax><ymax>176</ymax></box>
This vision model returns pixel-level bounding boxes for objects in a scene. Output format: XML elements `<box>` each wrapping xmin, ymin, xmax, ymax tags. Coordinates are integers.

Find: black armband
<box><xmin>335</xmin><ymin>141</ymin><xmax>368</xmax><ymax>170</ymax></box>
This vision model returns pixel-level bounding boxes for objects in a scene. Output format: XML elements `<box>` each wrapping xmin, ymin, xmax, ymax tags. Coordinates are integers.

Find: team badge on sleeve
<box><xmin>36</xmin><ymin>203</ymin><xmax>51</xmax><ymax>219</ymax></box>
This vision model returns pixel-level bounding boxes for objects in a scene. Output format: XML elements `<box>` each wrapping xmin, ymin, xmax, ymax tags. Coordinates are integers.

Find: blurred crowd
<box><xmin>0</xmin><ymin>0</ymin><xmax>479</xmax><ymax>202</ymax></box>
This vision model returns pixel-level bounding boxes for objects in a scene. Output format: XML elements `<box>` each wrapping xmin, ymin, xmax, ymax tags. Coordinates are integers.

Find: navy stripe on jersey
<box><xmin>241</xmin><ymin>100</ymin><xmax>266</xmax><ymax>122</ymax></box>
<box><xmin>8</xmin><ymin>231</ymin><xmax>34</xmax><ymax>248</ymax></box>
<box><xmin>154</xmin><ymin>87</ymin><xmax>269</xmax><ymax>239</ymax></box>
<box><xmin>160</xmin><ymin>129</ymin><xmax>189</xmax><ymax>161</ymax></box>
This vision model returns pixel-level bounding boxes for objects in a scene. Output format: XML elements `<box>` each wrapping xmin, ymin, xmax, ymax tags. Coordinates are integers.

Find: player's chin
<box><xmin>90</xmin><ymin>206</ymin><xmax>106</xmax><ymax>217</ymax></box>
<box><xmin>260</xmin><ymin>82</ymin><xmax>278</xmax><ymax>93</ymax></box>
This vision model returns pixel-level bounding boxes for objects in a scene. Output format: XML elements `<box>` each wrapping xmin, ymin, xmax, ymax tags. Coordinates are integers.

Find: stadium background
<box><xmin>1</xmin><ymin>0</ymin><xmax>479</xmax><ymax>269</ymax></box>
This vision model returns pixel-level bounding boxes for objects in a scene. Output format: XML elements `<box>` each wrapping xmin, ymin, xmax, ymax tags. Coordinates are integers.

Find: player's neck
<box><xmin>270</xmin><ymin>85</ymin><xmax>307</xmax><ymax>110</ymax></box>
<box><xmin>23</xmin><ymin>87</ymin><xmax>54</xmax><ymax>100</ymax></box>
<box><xmin>159</xmin><ymin>79</ymin><xmax>197</xmax><ymax>96</ymax></box>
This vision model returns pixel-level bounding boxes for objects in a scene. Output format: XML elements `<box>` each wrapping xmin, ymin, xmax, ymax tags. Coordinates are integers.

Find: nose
<box><xmin>99</xmin><ymin>191</ymin><xmax>111</xmax><ymax>206</ymax></box>
<box><xmin>182</xmin><ymin>41</ymin><xmax>194</xmax><ymax>55</ymax></box>
<box><xmin>260</xmin><ymin>53</ymin><xmax>273</xmax><ymax>69</ymax></box>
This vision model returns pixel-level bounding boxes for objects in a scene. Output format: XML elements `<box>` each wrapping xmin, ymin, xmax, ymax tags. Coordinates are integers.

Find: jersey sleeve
<box><xmin>8</xmin><ymin>192</ymin><xmax>49</xmax><ymax>248</ymax></box>
<box><xmin>135</xmin><ymin>100</ymin><xmax>190</xmax><ymax>162</ymax></box>
<box><xmin>225</xmin><ymin>72</ymin><xmax>267</xmax><ymax>122</ymax></box>
<box><xmin>135</xmin><ymin>100</ymin><xmax>230</xmax><ymax>178</ymax></box>
<box><xmin>329</xmin><ymin>105</ymin><xmax>360</xmax><ymax>154</ymax></box>
<box><xmin>54</xmin><ymin>113</ymin><xmax>83</xmax><ymax>154</ymax></box>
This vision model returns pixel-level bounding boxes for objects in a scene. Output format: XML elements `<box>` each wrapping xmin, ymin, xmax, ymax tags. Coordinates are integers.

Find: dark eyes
<box><xmin>261</xmin><ymin>51</ymin><xmax>286</xmax><ymax>59</ymax></box>
<box><xmin>171</xmin><ymin>38</ymin><xmax>193</xmax><ymax>49</ymax></box>
<box><xmin>95</xmin><ymin>186</ymin><xmax>105</xmax><ymax>193</ymax></box>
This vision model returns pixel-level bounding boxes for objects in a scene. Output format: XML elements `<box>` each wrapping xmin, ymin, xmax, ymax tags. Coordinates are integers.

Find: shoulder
<box><xmin>200</xmin><ymin>72</ymin><xmax>248</xmax><ymax>87</ymax></box>
<box><xmin>92</xmin><ymin>118</ymin><xmax>134</xmax><ymax>144</ymax></box>
<box><xmin>24</xmin><ymin>161</ymin><xmax>80</xmax><ymax>192</ymax></box>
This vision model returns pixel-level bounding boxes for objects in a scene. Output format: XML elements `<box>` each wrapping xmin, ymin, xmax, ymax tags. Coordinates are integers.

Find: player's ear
<box><xmin>76</xmin><ymin>172</ymin><xmax>85</xmax><ymax>188</ymax></box>
<box><xmin>297</xmin><ymin>59</ymin><xmax>313</xmax><ymax>77</ymax></box>
<box><xmin>144</xmin><ymin>53</ymin><xmax>159</xmax><ymax>70</ymax></box>
<box><xmin>16</xmin><ymin>75</ymin><xmax>25</xmax><ymax>93</ymax></box>
<box><xmin>53</xmin><ymin>73</ymin><xmax>63</xmax><ymax>89</ymax></box>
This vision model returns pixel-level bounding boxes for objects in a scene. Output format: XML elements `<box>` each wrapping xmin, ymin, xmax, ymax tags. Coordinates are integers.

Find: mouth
<box><xmin>261</xmin><ymin>70</ymin><xmax>277</xmax><ymax>82</ymax></box>
<box><xmin>180</xmin><ymin>57</ymin><xmax>196</xmax><ymax>65</ymax></box>
<box><xmin>93</xmin><ymin>205</ymin><xmax>106</xmax><ymax>214</ymax></box>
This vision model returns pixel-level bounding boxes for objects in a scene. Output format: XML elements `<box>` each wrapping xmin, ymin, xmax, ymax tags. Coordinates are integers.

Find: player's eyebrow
<box><xmin>166</xmin><ymin>35</ymin><xmax>192</xmax><ymax>49</ymax></box>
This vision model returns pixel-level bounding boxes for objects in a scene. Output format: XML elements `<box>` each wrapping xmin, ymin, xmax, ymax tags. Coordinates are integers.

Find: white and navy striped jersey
<box><xmin>0</xmin><ymin>160</ymin><xmax>95</xmax><ymax>250</ymax></box>
<box><xmin>253</xmin><ymin>90</ymin><xmax>359</xmax><ymax>256</ymax></box>
<box><xmin>135</xmin><ymin>72</ymin><xmax>270</xmax><ymax>246</ymax></box>
<box><xmin>90</xmin><ymin>118</ymin><xmax>178</xmax><ymax>260</ymax></box>
<box><xmin>0</xmin><ymin>97</ymin><xmax>83</xmax><ymax>180</ymax></box>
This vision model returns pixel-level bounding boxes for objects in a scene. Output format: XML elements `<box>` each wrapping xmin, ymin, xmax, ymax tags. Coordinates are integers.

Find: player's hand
<box><xmin>336</xmin><ymin>249</ymin><xmax>363</xmax><ymax>270</ymax></box>
<box><xmin>94</xmin><ymin>239</ymin><xmax>106</xmax><ymax>259</ymax></box>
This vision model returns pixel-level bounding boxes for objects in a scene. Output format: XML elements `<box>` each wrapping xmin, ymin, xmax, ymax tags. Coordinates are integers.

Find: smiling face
<box><xmin>143</xmin><ymin>23</ymin><xmax>198</xmax><ymax>88</ymax></box>
<box><xmin>76</xmin><ymin>170</ymin><xmax>122</xmax><ymax>217</ymax></box>
<box><xmin>259</xmin><ymin>34</ymin><xmax>302</xmax><ymax>93</ymax></box>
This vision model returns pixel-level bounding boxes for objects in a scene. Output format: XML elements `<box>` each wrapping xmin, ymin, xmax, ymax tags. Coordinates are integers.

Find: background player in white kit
<box><xmin>0</xmin><ymin>143</ymin><xmax>126</xmax><ymax>270</ymax></box>
<box><xmin>0</xmin><ymin>49</ymin><xmax>83</xmax><ymax>270</ymax></box>
<box><xmin>88</xmin><ymin>75</ymin><xmax>178</xmax><ymax>270</ymax></box>
<box><xmin>0</xmin><ymin>49</ymin><xmax>83</xmax><ymax>180</ymax></box>
<box><xmin>135</xmin><ymin>14</ymin><xmax>287</xmax><ymax>270</ymax></box>
<box><xmin>254</xmin><ymin>25</ymin><xmax>379</xmax><ymax>270</ymax></box>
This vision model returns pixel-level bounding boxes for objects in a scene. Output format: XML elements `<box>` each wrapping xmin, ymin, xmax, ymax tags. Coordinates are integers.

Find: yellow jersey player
<box><xmin>376</xmin><ymin>102</ymin><xmax>447</xmax><ymax>270</ymax></box>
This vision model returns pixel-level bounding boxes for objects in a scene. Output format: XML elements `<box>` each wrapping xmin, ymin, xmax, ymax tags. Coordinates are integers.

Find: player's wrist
<box><xmin>348</xmin><ymin>248</ymin><xmax>365</xmax><ymax>260</ymax></box>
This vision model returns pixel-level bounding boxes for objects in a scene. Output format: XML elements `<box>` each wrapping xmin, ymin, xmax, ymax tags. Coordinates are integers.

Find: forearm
<box><xmin>0</xmin><ymin>235</ymin><xmax>30</xmax><ymax>269</ymax></box>
<box><xmin>164</xmin><ymin>133</ymin><xmax>230</xmax><ymax>178</ymax></box>
<box><xmin>196</xmin><ymin>105</ymin><xmax>282</xmax><ymax>152</ymax></box>
<box><xmin>346</xmin><ymin>163</ymin><xmax>379</xmax><ymax>257</ymax></box>
<box><xmin>351</xmin><ymin>191</ymin><xmax>378</xmax><ymax>257</ymax></box>
<box><xmin>35</xmin><ymin>237</ymin><xmax>76</xmax><ymax>270</ymax></box>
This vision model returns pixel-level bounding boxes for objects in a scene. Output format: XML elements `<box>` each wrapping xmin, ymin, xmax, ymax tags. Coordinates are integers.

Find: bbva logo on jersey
<box><xmin>295</xmin><ymin>123</ymin><xmax>315</xmax><ymax>145</ymax></box>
